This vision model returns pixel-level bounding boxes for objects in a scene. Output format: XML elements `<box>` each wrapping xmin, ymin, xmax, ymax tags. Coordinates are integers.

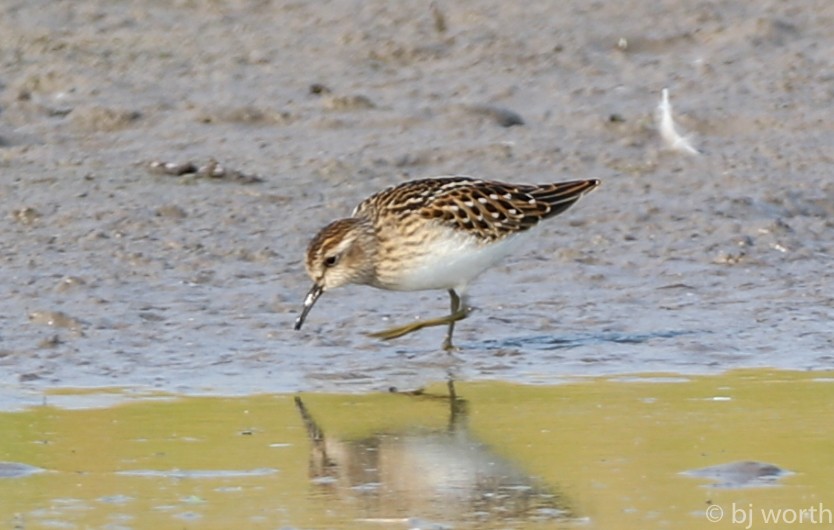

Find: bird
<box><xmin>294</xmin><ymin>176</ymin><xmax>600</xmax><ymax>350</ymax></box>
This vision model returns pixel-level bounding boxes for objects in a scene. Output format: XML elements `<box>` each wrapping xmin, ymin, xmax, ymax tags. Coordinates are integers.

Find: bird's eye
<box><xmin>323</xmin><ymin>255</ymin><xmax>338</xmax><ymax>267</ymax></box>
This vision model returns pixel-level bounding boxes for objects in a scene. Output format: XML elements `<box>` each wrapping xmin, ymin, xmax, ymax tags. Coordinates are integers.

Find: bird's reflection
<box><xmin>294</xmin><ymin>382</ymin><xmax>572</xmax><ymax>525</ymax></box>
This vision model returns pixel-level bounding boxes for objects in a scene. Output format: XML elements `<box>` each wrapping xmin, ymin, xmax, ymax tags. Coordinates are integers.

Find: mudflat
<box><xmin>1</xmin><ymin>1</ymin><xmax>832</xmax><ymax>395</ymax></box>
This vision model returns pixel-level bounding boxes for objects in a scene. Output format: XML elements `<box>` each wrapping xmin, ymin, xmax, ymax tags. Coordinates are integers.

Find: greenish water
<box><xmin>2</xmin><ymin>369</ymin><xmax>832</xmax><ymax>529</ymax></box>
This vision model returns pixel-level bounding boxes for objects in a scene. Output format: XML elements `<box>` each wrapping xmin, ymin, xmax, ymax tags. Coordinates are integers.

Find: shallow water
<box><xmin>2</xmin><ymin>369</ymin><xmax>833</xmax><ymax>529</ymax></box>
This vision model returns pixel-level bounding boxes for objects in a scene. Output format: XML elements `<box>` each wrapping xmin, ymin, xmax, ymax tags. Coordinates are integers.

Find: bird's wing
<box><xmin>354</xmin><ymin>176</ymin><xmax>600</xmax><ymax>241</ymax></box>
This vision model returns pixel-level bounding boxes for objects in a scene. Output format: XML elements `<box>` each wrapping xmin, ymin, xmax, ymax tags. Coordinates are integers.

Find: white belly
<box><xmin>386</xmin><ymin>231</ymin><xmax>530</xmax><ymax>293</ymax></box>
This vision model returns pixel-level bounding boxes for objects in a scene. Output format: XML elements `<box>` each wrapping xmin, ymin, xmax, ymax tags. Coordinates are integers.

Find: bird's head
<box><xmin>294</xmin><ymin>218</ymin><xmax>376</xmax><ymax>330</ymax></box>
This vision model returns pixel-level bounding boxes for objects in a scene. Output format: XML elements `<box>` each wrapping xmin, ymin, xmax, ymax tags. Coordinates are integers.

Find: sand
<box><xmin>1</xmin><ymin>0</ymin><xmax>832</xmax><ymax>398</ymax></box>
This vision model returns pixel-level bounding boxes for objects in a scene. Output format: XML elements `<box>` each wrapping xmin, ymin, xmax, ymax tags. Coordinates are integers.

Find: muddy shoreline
<box><xmin>1</xmin><ymin>1</ymin><xmax>832</xmax><ymax>398</ymax></box>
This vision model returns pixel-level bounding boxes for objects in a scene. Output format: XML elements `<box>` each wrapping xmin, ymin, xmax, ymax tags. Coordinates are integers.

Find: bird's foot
<box><xmin>368</xmin><ymin>307</ymin><xmax>470</xmax><ymax>341</ymax></box>
<box><xmin>442</xmin><ymin>337</ymin><xmax>459</xmax><ymax>352</ymax></box>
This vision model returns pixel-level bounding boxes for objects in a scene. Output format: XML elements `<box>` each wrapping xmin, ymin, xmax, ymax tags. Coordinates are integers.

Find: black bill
<box><xmin>294</xmin><ymin>283</ymin><xmax>324</xmax><ymax>330</ymax></box>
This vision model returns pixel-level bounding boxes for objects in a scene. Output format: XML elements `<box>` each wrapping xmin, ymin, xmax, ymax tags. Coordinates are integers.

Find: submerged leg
<box><xmin>368</xmin><ymin>289</ymin><xmax>470</xmax><ymax>348</ymax></box>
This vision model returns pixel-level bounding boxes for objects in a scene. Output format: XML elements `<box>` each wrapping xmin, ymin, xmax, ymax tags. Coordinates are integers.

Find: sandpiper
<box><xmin>294</xmin><ymin>176</ymin><xmax>600</xmax><ymax>350</ymax></box>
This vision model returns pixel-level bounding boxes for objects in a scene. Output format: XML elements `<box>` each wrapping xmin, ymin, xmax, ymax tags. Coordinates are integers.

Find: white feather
<box><xmin>657</xmin><ymin>88</ymin><xmax>700</xmax><ymax>155</ymax></box>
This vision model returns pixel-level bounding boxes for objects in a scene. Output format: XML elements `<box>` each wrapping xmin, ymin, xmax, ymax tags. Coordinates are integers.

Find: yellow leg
<box><xmin>443</xmin><ymin>289</ymin><xmax>462</xmax><ymax>351</ymax></box>
<box><xmin>368</xmin><ymin>289</ymin><xmax>469</xmax><ymax>349</ymax></box>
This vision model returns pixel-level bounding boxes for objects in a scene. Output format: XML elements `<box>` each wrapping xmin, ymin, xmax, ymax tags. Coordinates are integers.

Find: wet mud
<box><xmin>0</xmin><ymin>2</ymin><xmax>832</xmax><ymax>394</ymax></box>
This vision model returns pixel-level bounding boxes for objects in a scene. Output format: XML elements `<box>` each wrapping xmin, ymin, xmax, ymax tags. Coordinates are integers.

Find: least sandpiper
<box><xmin>294</xmin><ymin>176</ymin><xmax>600</xmax><ymax>350</ymax></box>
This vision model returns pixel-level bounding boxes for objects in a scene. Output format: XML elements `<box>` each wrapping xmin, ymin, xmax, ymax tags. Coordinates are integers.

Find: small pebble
<box><xmin>309</xmin><ymin>83</ymin><xmax>331</xmax><ymax>95</ymax></box>
<box><xmin>28</xmin><ymin>310</ymin><xmax>83</xmax><ymax>330</ymax></box>
<box><xmin>12</xmin><ymin>207</ymin><xmax>41</xmax><ymax>225</ymax></box>
<box><xmin>323</xmin><ymin>94</ymin><xmax>375</xmax><ymax>110</ymax></box>
<box><xmin>464</xmin><ymin>104</ymin><xmax>524</xmax><ymax>127</ymax></box>
<box><xmin>147</xmin><ymin>159</ymin><xmax>264</xmax><ymax>184</ymax></box>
